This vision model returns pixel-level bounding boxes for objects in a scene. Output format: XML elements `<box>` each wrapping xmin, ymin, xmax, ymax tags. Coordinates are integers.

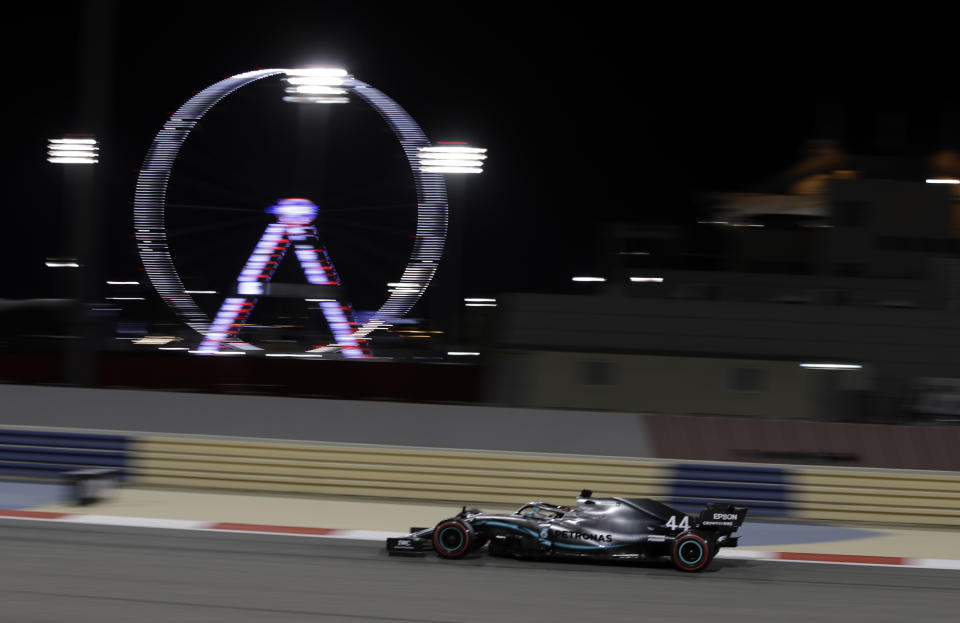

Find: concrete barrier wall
<box><xmin>492</xmin><ymin>350</ymin><xmax>821</xmax><ymax>420</ymax></box>
<box><xmin>645</xmin><ymin>414</ymin><xmax>960</xmax><ymax>471</ymax></box>
<box><xmin>131</xmin><ymin>437</ymin><xmax>671</xmax><ymax>505</ymax></box>
<box><xmin>2</xmin><ymin>424</ymin><xmax>957</xmax><ymax>527</ymax></box>
<box><xmin>129</xmin><ymin>434</ymin><xmax>960</xmax><ymax>527</ymax></box>
<box><xmin>792</xmin><ymin>467</ymin><xmax>960</xmax><ymax>525</ymax></box>
<box><xmin>0</xmin><ymin>384</ymin><xmax>655</xmax><ymax>458</ymax></box>
<box><xmin>4</xmin><ymin>383</ymin><xmax>958</xmax><ymax>471</ymax></box>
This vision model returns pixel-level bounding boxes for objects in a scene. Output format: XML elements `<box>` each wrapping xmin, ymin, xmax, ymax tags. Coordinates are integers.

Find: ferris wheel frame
<box><xmin>133</xmin><ymin>68</ymin><xmax>448</xmax><ymax>349</ymax></box>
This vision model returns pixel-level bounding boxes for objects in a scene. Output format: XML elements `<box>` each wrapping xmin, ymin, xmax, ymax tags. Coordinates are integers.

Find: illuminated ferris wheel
<box><xmin>133</xmin><ymin>67</ymin><xmax>486</xmax><ymax>356</ymax></box>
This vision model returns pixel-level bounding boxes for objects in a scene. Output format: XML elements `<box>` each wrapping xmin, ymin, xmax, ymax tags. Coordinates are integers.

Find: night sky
<box><xmin>4</xmin><ymin>3</ymin><xmax>960</xmax><ymax>321</ymax></box>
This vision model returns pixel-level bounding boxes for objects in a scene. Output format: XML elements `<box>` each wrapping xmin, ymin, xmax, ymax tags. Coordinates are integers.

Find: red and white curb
<box><xmin>0</xmin><ymin>509</ymin><xmax>405</xmax><ymax>540</ymax></box>
<box><xmin>715</xmin><ymin>548</ymin><xmax>960</xmax><ymax>570</ymax></box>
<box><xmin>3</xmin><ymin>509</ymin><xmax>959</xmax><ymax>571</ymax></box>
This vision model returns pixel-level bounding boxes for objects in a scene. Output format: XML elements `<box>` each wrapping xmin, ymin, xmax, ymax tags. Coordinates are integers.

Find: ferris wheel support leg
<box><xmin>197</xmin><ymin>220</ymin><xmax>293</xmax><ymax>352</ymax></box>
<box><xmin>197</xmin><ymin>296</ymin><xmax>258</xmax><ymax>352</ymax></box>
<box><xmin>292</xmin><ymin>236</ymin><xmax>371</xmax><ymax>358</ymax></box>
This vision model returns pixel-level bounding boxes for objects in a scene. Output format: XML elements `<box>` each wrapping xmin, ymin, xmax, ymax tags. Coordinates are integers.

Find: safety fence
<box><xmin>2</xmin><ymin>427</ymin><xmax>958</xmax><ymax>527</ymax></box>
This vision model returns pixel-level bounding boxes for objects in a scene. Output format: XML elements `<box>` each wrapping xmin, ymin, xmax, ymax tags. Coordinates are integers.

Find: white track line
<box><xmin>57</xmin><ymin>515</ymin><xmax>209</xmax><ymax>530</ymax></box>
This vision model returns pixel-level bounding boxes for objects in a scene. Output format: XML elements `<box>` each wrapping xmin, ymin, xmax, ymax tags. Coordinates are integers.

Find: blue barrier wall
<box><xmin>668</xmin><ymin>463</ymin><xmax>792</xmax><ymax>517</ymax></box>
<box><xmin>0</xmin><ymin>429</ymin><xmax>130</xmax><ymax>481</ymax></box>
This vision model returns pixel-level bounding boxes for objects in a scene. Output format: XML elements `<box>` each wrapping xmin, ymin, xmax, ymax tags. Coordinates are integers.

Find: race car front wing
<box><xmin>386</xmin><ymin>527</ymin><xmax>433</xmax><ymax>556</ymax></box>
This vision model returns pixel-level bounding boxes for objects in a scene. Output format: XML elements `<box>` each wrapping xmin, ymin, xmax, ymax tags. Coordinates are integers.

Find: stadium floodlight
<box><xmin>281</xmin><ymin>67</ymin><xmax>350</xmax><ymax>104</ymax></box>
<box><xmin>47</xmin><ymin>137</ymin><xmax>99</xmax><ymax>164</ymax></box>
<box><xmin>418</xmin><ymin>143</ymin><xmax>487</xmax><ymax>174</ymax></box>
<box><xmin>926</xmin><ymin>178</ymin><xmax>960</xmax><ymax>184</ymax></box>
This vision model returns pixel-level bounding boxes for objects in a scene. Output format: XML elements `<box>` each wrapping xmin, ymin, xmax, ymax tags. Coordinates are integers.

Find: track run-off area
<box><xmin>2</xmin><ymin>519</ymin><xmax>957</xmax><ymax>623</ymax></box>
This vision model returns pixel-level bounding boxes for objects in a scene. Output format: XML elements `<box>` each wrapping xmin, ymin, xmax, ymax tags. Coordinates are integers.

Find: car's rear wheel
<box><xmin>671</xmin><ymin>532</ymin><xmax>713</xmax><ymax>572</ymax></box>
<box><xmin>432</xmin><ymin>519</ymin><xmax>474</xmax><ymax>559</ymax></box>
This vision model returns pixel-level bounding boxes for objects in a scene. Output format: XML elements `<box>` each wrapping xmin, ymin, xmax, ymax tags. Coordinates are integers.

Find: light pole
<box><xmin>47</xmin><ymin>134</ymin><xmax>99</xmax><ymax>293</ymax></box>
<box><xmin>47</xmin><ymin>135</ymin><xmax>100</xmax><ymax>385</ymax></box>
<box><xmin>47</xmin><ymin>135</ymin><xmax>99</xmax><ymax>279</ymax></box>
<box><xmin>418</xmin><ymin>143</ymin><xmax>487</xmax><ymax>353</ymax></box>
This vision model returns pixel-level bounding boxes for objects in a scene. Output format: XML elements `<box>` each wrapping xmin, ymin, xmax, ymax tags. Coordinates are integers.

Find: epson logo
<box><xmin>713</xmin><ymin>513</ymin><xmax>738</xmax><ymax>521</ymax></box>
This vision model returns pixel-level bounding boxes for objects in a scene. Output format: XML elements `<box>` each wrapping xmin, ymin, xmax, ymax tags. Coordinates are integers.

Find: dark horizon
<box><xmin>5</xmin><ymin>3</ymin><xmax>960</xmax><ymax>309</ymax></box>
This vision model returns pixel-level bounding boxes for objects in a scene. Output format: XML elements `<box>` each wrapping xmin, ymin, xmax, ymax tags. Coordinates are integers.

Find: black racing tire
<box><xmin>672</xmin><ymin>532</ymin><xmax>713</xmax><ymax>572</ymax></box>
<box><xmin>432</xmin><ymin>519</ymin><xmax>474</xmax><ymax>559</ymax></box>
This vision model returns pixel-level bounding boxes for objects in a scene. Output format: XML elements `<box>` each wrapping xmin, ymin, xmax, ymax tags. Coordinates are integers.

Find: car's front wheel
<box><xmin>671</xmin><ymin>532</ymin><xmax>713</xmax><ymax>572</ymax></box>
<box><xmin>432</xmin><ymin>519</ymin><xmax>474</xmax><ymax>559</ymax></box>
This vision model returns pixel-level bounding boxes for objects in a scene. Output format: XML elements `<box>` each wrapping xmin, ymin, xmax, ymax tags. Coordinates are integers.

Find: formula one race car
<box><xmin>386</xmin><ymin>490</ymin><xmax>747</xmax><ymax>572</ymax></box>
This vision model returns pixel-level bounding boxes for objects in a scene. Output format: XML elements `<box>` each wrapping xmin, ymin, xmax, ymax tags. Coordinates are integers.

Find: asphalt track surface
<box><xmin>2</xmin><ymin>519</ymin><xmax>958</xmax><ymax>623</ymax></box>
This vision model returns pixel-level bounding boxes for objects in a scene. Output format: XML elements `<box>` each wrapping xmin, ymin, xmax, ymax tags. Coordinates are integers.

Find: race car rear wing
<box><xmin>695</xmin><ymin>503</ymin><xmax>748</xmax><ymax>531</ymax></box>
